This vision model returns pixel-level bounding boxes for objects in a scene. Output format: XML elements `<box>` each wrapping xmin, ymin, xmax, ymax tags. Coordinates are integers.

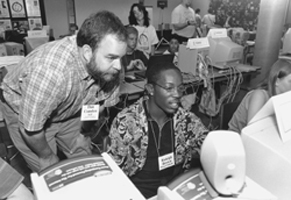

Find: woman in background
<box><xmin>229</xmin><ymin>59</ymin><xmax>291</xmax><ymax>133</ymax></box>
<box><xmin>128</xmin><ymin>3</ymin><xmax>159</xmax><ymax>57</ymax></box>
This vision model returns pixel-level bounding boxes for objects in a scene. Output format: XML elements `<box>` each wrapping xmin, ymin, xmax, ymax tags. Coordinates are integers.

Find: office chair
<box><xmin>219</xmin><ymin>101</ymin><xmax>240</xmax><ymax>130</ymax></box>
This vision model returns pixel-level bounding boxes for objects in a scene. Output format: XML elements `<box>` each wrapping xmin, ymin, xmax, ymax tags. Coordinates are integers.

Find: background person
<box><xmin>107</xmin><ymin>62</ymin><xmax>208</xmax><ymax>198</ymax></box>
<box><xmin>163</xmin><ymin>37</ymin><xmax>179</xmax><ymax>66</ymax></box>
<box><xmin>0</xmin><ymin>10</ymin><xmax>127</xmax><ymax>172</ymax></box>
<box><xmin>128</xmin><ymin>3</ymin><xmax>159</xmax><ymax>57</ymax></box>
<box><xmin>171</xmin><ymin>0</ymin><xmax>197</xmax><ymax>43</ymax></box>
<box><xmin>229</xmin><ymin>59</ymin><xmax>291</xmax><ymax>133</ymax></box>
<box><xmin>121</xmin><ymin>26</ymin><xmax>148</xmax><ymax>72</ymax></box>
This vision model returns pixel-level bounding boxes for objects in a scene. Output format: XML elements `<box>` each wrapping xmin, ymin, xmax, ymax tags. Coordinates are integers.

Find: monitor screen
<box><xmin>282</xmin><ymin>28</ymin><xmax>291</xmax><ymax>54</ymax></box>
<box><xmin>208</xmin><ymin>37</ymin><xmax>244</xmax><ymax>67</ymax></box>
<box><xmin>241</xmin><ymin>115</ymin><xmax>291</xmax><ymax>200</ymax></box>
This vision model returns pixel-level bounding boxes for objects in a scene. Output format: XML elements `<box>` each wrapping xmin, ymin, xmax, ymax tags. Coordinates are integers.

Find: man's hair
<box><xmin>146</xmin><ymin>62</ymin><xmax>181</xmax><ymax>84</ymax></box>
<box><xmin>77</xmin><ymin>10</ymin><xmax>127</xmax><ymax>50</ymax></box>
<box><xmin>128</xmin><ymin>3</ymin><xmax>150</xmax><ymax>27</ymax></box>
<box><xmin>195</xmin><ymin>8</ymin><xmax>201</xmax><ymax>14</ymax></box>
<box><xmin>126</xmin><ymin>26</ymin><xmax>138</xmax><ymax>37</ymax></box>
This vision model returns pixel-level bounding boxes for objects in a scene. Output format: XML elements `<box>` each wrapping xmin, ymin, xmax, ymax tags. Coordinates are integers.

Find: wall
<box><xmin>74</xmin><ymin>0</ymin><xmax>210</xmax><ymax>30</ymax></box>
<box><xmin>43</xmin><ymin>0</ymin><xmax>68</xmax><ymax>38</ymax></box>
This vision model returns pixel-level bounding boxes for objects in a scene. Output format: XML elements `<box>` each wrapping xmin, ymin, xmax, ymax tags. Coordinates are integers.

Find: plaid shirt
<box><xmin>2</xmin><ymin>36</ymin><xmax>119</xmax><ymax>132</ymax></box>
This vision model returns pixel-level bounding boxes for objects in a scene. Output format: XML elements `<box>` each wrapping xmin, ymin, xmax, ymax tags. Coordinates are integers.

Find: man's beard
<box><xmin>86</xmin><ymin>57</ymin><xmax>121</xmax><ymax>94</ymax></box>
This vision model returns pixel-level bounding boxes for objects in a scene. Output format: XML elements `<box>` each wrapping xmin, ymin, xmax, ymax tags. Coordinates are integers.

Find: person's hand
<box><xmin>187</xmin><ymin>20</ymin><xmax>197</xmax><ymax>26</ymax></box>
<box><xmin>70</xmin><ymin>134</ymin><xmax>92</xmax><ymax>155</ymax></box>
<box><xmin>134</xmin><ymin>59</ymin><xmax>146</xmax><ymax>70</ymax></box>
<box><xmin>39</xmin><ymin>154</ymin><xmax>59</xmax><ymax>171</ymax></box>
<box><xmin>127</xmin><ymin>60</ymin><xmax>135</xmax><ymax>71</ymax></box>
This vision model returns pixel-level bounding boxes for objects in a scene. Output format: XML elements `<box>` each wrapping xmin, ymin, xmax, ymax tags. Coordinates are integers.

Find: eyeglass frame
<box><xmin>151</xmin><ymin>82</ymin><xmax>186</xmax><ymax>94</ymax></box>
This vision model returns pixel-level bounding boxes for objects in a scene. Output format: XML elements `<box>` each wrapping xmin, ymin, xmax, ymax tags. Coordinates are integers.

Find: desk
<box><xmin>120</xmin><ymin>65</ymin><xmax>260</xmax><ymax>102</ymax></box>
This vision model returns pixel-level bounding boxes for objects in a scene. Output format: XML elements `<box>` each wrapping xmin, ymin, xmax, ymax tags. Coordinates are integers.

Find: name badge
<box><xmin>81</xmin><ymin>105</ymin><xmax>99</xmax><ymax>121</ymax></box>
<box><xmin>158</xmin><ymin>152</ymin><xmax>175</xmax><ymax>171</ymax></box>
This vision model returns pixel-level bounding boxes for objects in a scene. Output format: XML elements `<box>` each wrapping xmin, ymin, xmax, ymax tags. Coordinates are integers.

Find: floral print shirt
<box><xmin>107</xmin><ymin>97</ymin><xmax>208</xmax><ymax>177</ymax></box>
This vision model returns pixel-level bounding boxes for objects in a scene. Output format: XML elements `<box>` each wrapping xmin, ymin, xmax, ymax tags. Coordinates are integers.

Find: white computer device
<box><xmin>242</xmin><ymin>90</ymin><xmax>291</xmax><ymax>200</ymax></box>
<box><xmin>207</xmin><ymin>28</ymin><xmax>244</xmax><ymax>69</ymax></box>
<box><xmin>31</xmin><ymin>153</ymin><xmax>146</xmax><ymax>200</ymax></box>
<box><xmin>156</xmin><ymin>130</ymin><xmax>276</xmax><ymax>200</ymax></box>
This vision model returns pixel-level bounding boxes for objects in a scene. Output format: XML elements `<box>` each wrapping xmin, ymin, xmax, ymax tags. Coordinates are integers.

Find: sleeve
<box><xmin>171</xmin><ymin>7</ymin><xmax>180</xmax><ymax>24</ymax></box>
<box><xmin>149</xmin><ymin>25</ymin><xmax>159</xmax><ymax>46</ymax></box>
<box><xmin>20</xmin><ymin>62</ymin><xmax>65</xmax><ymax>132</ymax></box>
<box><xmin>0</xmin><ymin>158</ymin><xmax>23</xmax><ymax>199</ymax></box>
<box><xmin>186</xmin><ymin>112</ymin><xmax>208</xmax><ymax>152</ymax></box>
<box><xmin>106</xmin><ymin>112</ymin><xmax>130</xmax><ymax>169</ymax></box>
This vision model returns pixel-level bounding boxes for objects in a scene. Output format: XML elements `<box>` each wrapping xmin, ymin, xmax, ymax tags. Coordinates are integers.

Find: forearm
<box><xmin>172</xmin><ymin>22</ymin><xmax>188</xmax><ymax>31</ymax></box>
<box><xmin>22</xmin><ymin>129</ymin><xmax>54</xmax><ymax>159</ymax></box>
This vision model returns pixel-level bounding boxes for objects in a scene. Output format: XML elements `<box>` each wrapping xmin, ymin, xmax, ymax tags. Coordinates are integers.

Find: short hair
<box><xmin>146</xmin><ymin>62</ymin><xmax>181</xmax><ymax>84</ymax></box>
<box><xmin>267</xmin><ymin>59</ymin><xmax>291</xmax><ymax>96</ymax></box>
<box><xmin>170</xmin><ymin>34</ymin><xmax>180</xmax><ymax>44</ymax></box>
<box><xmin>77</xmin><ymin>10</ymin><xmax>127</xmax><ymax>50</ymax></box>
<box><xmin>126</xmin><ymin>26</ymin><xmax>138</xmax><ymax>37</ymax></box>
<box><xmin>128</xmin><ymin>3</ymin><xmax>150</xmax><ymax>27</ymax></box>
<box><xmin>195</xmin><ymin>8</ymin><xmax>201</xmax><ymax>14</ymax></box>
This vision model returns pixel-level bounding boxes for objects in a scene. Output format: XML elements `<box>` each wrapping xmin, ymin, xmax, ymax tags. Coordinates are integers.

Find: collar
<box><xmin>69</xmin><ymin>35</ymin><xmax>91</xmax><ymax>81</ymax></box>
<box><xmin>143</xmin><ymin>99</ymin><xmax>173</xmax><ymax>123</ymax></box>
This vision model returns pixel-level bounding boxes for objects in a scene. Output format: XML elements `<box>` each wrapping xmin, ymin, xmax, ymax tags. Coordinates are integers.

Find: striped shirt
<box><xmin>2</xmin><ymin>36</ymin><xmax>119</xmax><ymax>132</ymax></box>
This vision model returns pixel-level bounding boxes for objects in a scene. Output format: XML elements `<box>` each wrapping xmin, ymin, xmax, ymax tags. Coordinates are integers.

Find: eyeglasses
<box><xmin>153</xmin><ymin>82</ymin><xmax>185</xmax><ymax>94</ymax></box>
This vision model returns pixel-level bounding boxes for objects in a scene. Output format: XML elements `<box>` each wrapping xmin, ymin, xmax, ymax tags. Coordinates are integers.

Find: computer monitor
<box><xmin>242</xmin><ymin>112</ymin><xmax>291</xmax><ymax>200</ymax></box>
<box><xmin>24</xmin><ymin>36</ymin><xmax>49</xmax><ymax>54</ymax></box>
<box><xmin>282</xmin><ymin>28</ymin><xmax>291</xmax><ymax>54</ymax></box>
<box><xmin>208</xmin><ymin>36</ymin><xmax>244</xmax><ymax>69</ymax></box>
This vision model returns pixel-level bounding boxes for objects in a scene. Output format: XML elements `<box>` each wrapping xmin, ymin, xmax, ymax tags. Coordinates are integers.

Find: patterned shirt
<box><xmin>1</xmin><ymin>36</ymin><xmax>119</xmax><ymax>132</ymax></box>
<box><xmin>107</xmin><ymin>97</ymin><xmax>208</xmax><ymax>177</ymax></box>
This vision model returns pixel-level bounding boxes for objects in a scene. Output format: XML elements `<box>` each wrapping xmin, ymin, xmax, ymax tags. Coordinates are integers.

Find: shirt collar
<box><xmin>69</xmin><ymin>35</ymin><xmax>90</xmax><ymax>80</ymax></box>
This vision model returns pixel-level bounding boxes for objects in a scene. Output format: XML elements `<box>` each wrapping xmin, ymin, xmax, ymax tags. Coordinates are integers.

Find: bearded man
<box><xmin>0</xmin><ymin>10</ymin><xmax>127</xmax><ymax>172</ymax></box>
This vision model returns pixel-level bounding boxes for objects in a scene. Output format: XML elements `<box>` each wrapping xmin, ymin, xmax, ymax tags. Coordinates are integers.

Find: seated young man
<box><xmin>163</xmin><ymin>37</ymin><xmax>179</xmax><ymax>66</ymax></box>
<box><xmin>107</xmin><ymin>62</ymin><xmax>208</xmax><ymax>199</ymax></box>
<box><xmin>0</xmin><ymin>158</ymin><xmax>34</xmax><ymax>200</ymax></box>
<box><xmin>121</xmin><ymin>26</ymin><xmax>148</xmax><ymax>72</ymax></box>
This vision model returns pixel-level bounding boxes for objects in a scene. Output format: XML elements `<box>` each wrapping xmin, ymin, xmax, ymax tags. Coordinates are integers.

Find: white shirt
<box><xmin>171</xmin><ymin>4</ymin><xmax>196</xmax><ymax>38</ymax></box>
<box><xmin>133</xmin><ymin>25</ymin><xmax>159</xmax><ymax>57</ymax></box>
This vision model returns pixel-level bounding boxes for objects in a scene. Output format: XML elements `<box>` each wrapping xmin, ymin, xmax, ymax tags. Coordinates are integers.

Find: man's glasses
<box><xmin>153</xmin><ymin>82</ymin><xmax>185</xmax><ymax>94</ymax></box>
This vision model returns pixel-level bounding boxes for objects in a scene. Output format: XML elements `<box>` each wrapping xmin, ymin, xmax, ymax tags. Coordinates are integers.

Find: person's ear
<box><xmin>82</xmin><ymin>44</ymin><xmax>92</xmax><ymax>64</ymax></box>
<box><xmin>145</xmin><ymin>83</ymin><xmax>154</xmax><ymax>96</ymax></box>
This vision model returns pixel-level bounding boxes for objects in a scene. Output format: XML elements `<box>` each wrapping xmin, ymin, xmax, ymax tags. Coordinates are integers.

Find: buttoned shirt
<box><xmin>1</xmin><ymin>36</ymin><xmax>119</xmax><ymax>132</ymax></box>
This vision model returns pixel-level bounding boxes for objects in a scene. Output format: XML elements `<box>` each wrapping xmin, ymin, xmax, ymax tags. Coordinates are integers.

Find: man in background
<box><xmin>171</xmin><ymin>0</ymin><xmax>197</xmax><ymax>43</ymax></box>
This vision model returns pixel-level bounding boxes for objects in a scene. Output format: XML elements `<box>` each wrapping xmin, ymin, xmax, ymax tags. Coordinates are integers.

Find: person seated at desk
<box><xmin>107</xmin><ymin>62</ymin><xmax>208</xmax><ymax>199</ymax></box>
<box><xmin>121</xmin><ymin>26</ymin><xmax>148</xmax><ymax>72</ymax></box>
<box><xmin>163</xmin><ymin>36</ymin><xmax>179</xmax><ymax>66</ymax></box>
<box><xmin>228</xmin><ymin>58</ymin><xmax>291</xmax><ymax>133</ymax></box>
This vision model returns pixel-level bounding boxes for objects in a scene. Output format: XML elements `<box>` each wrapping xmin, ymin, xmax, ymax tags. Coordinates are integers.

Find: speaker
<box><xmin>200</xmin><ymin>130</ymin><xmax>246</xmax><ymax>196</ymax></box>
<box><xmin>157</xmin><ymin>0</ymin><xmax>167</xmax><ymax>9</ymax></box>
